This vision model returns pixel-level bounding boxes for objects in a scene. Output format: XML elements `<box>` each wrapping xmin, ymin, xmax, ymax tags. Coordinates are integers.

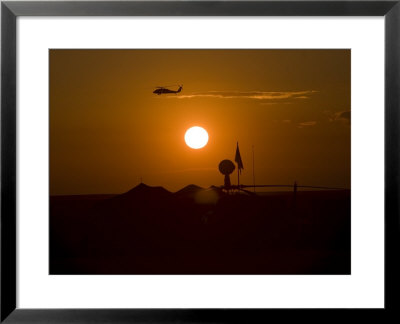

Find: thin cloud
<box><xmin>298</xmin><ymin>121</ymin><xmax>317</xmax><ymax>128</ymax></box>
<box><xmin>326</xmin><ymin>110</ymin><xmax>351</xmax><ymax>124</ymax></box>
<box><xmin>338</xmin><ymin>111</ymin><xmax>351</xmax><ymax>122</ymax></box>
<box><xmin>259</xmin><ymin>101</ymin><xmax>294</xmax><ymax>106</ymax></box>
<box><xmin>173</xmin><ymin>90</ymin><xmax>317</xmax><ymax>101</ymax></box>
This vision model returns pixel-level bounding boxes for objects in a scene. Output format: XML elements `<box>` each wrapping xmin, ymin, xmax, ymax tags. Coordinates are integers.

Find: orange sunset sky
<box><xmin>50</xmin><ymin>49</ymin><xmax>350</xmax><ymax>195</ymax></box>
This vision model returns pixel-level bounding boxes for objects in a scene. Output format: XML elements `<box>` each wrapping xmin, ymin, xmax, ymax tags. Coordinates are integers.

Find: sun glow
<box><xmin>184</xmin><ymin>126</ymin><xmax>209</xmax><ymax>149</ymax></box>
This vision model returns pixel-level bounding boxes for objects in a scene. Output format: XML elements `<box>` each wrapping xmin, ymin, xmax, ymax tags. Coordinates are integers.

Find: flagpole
<box><xmin>235</xmin><ymin>141</ymin><xmax>243</xmax><ymax>190</ymax></box>
<box><xmin>237</xmin><ymin>164</ymin><xmax>240</xmax><ymax>188</ymax></box>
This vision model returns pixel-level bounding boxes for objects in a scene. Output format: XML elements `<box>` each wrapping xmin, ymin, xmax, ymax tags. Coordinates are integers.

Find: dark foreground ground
<box><xmin>50</xmin><ymin>184</ymin><xmax>350</xmax><ymax>274</ymax></box>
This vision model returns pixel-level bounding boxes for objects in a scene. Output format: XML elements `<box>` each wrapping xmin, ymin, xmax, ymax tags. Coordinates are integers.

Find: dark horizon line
<box><xmin>49</xmin><ymin>182</ymin><xmax>351</xmax><ymax>197</ymax></box>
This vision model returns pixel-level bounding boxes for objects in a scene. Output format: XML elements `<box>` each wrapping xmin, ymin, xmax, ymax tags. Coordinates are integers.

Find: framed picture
<box><xmin>1</xmin><ymin>0</ymin><xmax>399</xmax><ymax>322</ymax></box>
<box><xmin>47</xmin><ymin>48</ymin><xmax>351</xmax><ymax>276</ymax></box>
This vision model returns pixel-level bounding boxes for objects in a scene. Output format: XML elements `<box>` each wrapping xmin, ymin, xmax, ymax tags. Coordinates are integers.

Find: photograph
<box><xmin>49</xmin><ymin>49</ymin><xmax>351</xmax><ymax>275</ymax></box>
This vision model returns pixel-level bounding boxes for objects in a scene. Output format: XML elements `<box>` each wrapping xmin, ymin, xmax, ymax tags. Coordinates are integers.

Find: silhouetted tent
<box><xmin>174</xmin><ymin>184</ymin><xmax>204</xmax><ymax>197</ymax></box>
<box><xmin>97</xmin><ymin>183</ymin><xmax>172</xmax><ymax>212</ymax></box>
<box><xmin>118</xmin><ymin>183</ymin><xmax>171</xmax><ymax>200</ymax></box>
<box><xmin>173</xmin><ymin>184</ymin><xmax>224</xmax><ymax>205</ymax></box>
<box><xmin>209</xmin><ymin>185</ymin><xmax>224</xmax><ymax>193</ymax></box>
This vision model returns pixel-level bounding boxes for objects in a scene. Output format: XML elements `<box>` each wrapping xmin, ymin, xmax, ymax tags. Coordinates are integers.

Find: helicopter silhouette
<box><xmin>153</xmin><ymin>85</ymin><xmax>183</xmax><ymax>95</ymax></box>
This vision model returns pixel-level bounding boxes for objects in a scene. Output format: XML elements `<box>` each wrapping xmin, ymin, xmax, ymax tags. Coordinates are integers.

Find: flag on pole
<box><xmin>235</xmin><ymin>142</ymin><xmax>244</xmax><ymax>174</ymax></box>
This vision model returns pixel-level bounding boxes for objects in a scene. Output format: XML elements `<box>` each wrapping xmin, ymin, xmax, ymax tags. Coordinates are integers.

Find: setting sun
<box><xmin>184</xmin><ymin>126</ymin><xmax>209</xmax><ymax>149</ymax></box>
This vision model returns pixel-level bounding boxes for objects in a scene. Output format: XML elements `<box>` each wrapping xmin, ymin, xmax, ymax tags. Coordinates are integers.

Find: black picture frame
<box><xmin>1</xmin><ymin>0</ymin><xmax>399</xmax><ymax>322</ymax></box>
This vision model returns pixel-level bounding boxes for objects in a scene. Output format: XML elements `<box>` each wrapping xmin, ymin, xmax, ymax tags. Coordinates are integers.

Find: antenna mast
<box><xmin>252</xmin><ymin>145</ymin><xmax>255</xmax><ymax>192</ymax></box>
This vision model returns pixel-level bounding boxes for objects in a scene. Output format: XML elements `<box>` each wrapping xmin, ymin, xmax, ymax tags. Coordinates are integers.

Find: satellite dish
<box><xmin>219</xmin><ymin>160</ymin><xmax>235</xmax><ymax>175</ymax></box>
<box><xmin>219</xmin><ymin>160</ymin><xmax>235</xmax><ymax>189</ymax></box>
<box><xmin>218</xmin><ymin>160</ymin><xmax>235</xmax><ymax>190</ymax></box>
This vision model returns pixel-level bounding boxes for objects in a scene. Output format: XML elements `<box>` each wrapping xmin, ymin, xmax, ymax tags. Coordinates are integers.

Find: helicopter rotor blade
<box><xmin>154</xmin><ymin>84</ymin><xmax>181</xmax><ymax>88</ymax></box>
